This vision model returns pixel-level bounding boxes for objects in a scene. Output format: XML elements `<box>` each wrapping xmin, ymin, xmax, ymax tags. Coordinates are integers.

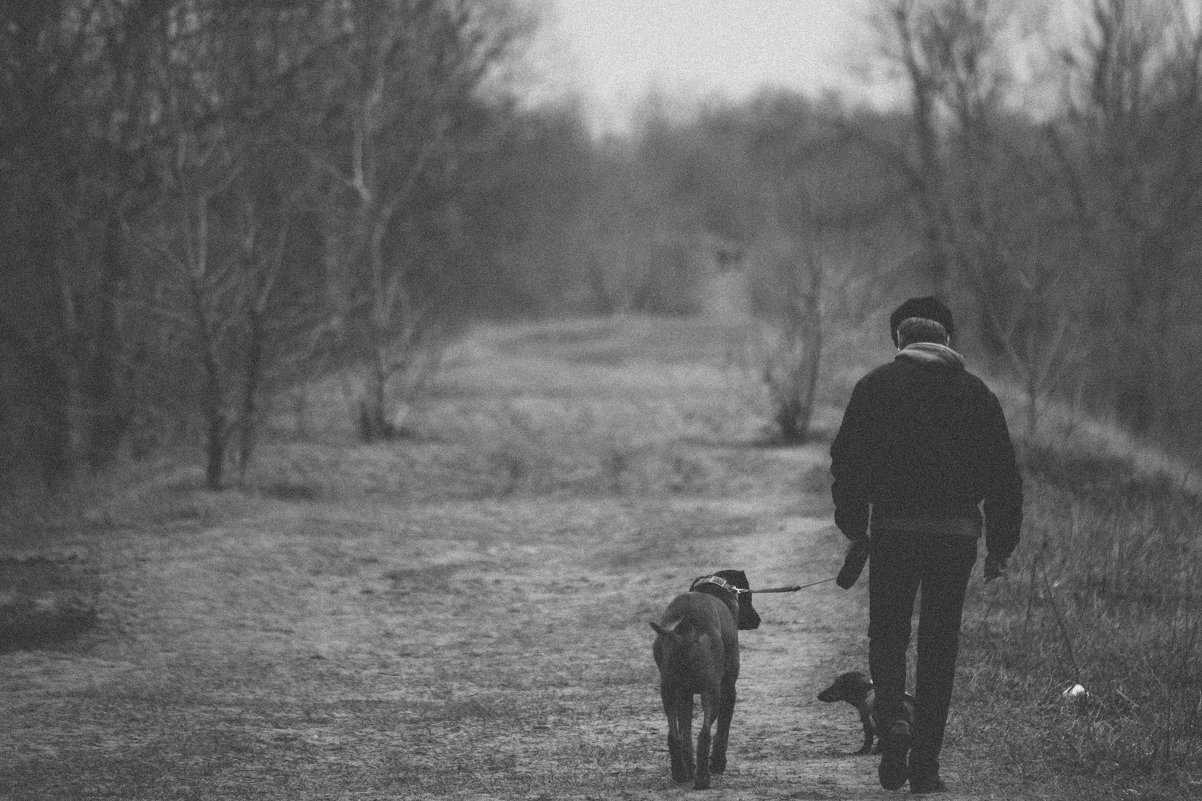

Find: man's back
<box><xmin>830</xmin><ymin>344</ymin><xmax>1022</xmax><ymax>559</ymax></box>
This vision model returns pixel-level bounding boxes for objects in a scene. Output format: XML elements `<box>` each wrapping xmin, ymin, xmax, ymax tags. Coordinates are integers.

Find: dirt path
<box><xmin>1</xmin><ymin>477</ymin><xmax>995</xmax><ymax>801</ymax></box>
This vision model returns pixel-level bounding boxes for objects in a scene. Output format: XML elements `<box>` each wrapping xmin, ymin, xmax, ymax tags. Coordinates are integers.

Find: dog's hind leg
<box><xmin>693</xmin><ymin>691</ymin><xmax>719</xmax><ymax>790</ymax></box>
<box><xmin>678</xmin><ymin>693</ymin><xmax>697</xmax><ymax>782</ymax></box>
<box><xmin>661</xmin><ymin>686</ymin><xmax>690</xmax><ymax>783</ymax></box>
<box><xmin>709</xmin><ymin>679</ymin><xmax>736</xmax><ymax>775</ymax></box>
<box><xmin>858</xmin><ymin>707</ymin><xmax>876</xmax><ymax>755</ymax></box>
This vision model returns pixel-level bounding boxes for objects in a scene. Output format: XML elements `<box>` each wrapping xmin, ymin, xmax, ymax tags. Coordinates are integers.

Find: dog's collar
<box><xmin>690</xmin><ymin>575</ymin><xmax>747</xmax><ymax>596</ymax></box>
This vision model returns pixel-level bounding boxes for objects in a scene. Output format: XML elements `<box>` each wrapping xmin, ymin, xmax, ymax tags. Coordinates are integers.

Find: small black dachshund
<box><xmin>817</xmin><ymin>671</ymin><xmax>915</xmax><ymax>755</ymax></box>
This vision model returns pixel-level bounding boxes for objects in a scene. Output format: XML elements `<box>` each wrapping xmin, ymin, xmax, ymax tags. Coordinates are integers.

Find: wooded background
<box><xmin>3</xmin><ymin>0</ymin><xmax>1200</xmax><ymax>495</ymax></box>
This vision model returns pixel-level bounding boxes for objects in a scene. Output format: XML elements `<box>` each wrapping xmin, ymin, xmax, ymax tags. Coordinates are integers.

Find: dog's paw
<box><xmin>693</xmin><ymin>773</ymin><xmax>712</xmax><ymax>790</ymax></box>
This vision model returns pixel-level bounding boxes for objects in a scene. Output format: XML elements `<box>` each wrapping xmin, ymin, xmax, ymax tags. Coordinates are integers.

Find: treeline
<box><xmin>0</xmin><ymin>0</ymin><xmax>543</xmax><ymax>491</ymax></box>
<box><xmin>536</xmin><ymin>0</ymin><xmax>1202</xmax><ymax>458</ymax></box>
<box><xmin>3</xmin><ymin>0</ymin><xmax>1201</xmax><ymax>497</ymax></box>
<box><xmin>859</xmin><ymin>0</ymin><xmax>1202</xmax><ymax>452</ymax></box>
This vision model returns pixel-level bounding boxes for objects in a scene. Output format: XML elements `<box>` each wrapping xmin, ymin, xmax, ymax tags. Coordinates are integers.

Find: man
<box><xmin>829</xmin><ymin>296</ymin><xmax>1022</xmax><ymax>794</ymax></box>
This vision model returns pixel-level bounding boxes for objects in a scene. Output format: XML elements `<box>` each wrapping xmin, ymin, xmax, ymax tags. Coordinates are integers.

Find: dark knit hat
<box><xmin>889</xmin><ymin>296</ymin><xmax>955</xmax><ymax>346</ymax></box>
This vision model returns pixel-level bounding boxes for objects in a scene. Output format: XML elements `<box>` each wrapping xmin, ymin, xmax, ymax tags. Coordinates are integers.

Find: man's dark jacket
<box><xmin>830</xmin><ymin>345</ymin><xmax>1023</xmax><ymax>560</ymax></box>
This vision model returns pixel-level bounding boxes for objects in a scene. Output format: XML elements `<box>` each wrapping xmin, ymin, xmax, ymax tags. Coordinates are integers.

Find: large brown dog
<box><xmin>650</xmin><ymin>570</ymin><xmax>760</xmax><ymax>790</ymax></box>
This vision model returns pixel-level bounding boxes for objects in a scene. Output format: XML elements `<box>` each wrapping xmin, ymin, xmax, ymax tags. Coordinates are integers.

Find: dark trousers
<box><xmin>868</xmin><ymin>532</ymin><xmax>976</xmax><ymax>777</ymax></box>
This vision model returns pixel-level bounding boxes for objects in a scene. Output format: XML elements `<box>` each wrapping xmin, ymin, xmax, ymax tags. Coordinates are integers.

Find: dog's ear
<box><xmin>737</xmin><ymin>593</ymin><xmax>761</xmax><ymax>630</ymax></box>
<box><xmin>712</xmin><ymin>569</ymin><xmax>750</xmax><ymax>590</ymax></box>
<box><xmin>714</xmin><ymin>570</ymin><xmax>762</xmax><ymax>631</ymax></box>
<box><xmin>839</xmin><ymin>672</ymin><xmax>873</xmax><ymax>703</ymax></box>
<box><xmin>700</xmin><ymin>570</ymin><xmax>761</xmax><ymax>629</ymax></box>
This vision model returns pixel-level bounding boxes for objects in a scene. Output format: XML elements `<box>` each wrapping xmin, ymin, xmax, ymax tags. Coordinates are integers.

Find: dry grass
<box><xmin>956</xmin><ymin>442</ymin><xmax>1202</xmax><ymax>800</ymax></box>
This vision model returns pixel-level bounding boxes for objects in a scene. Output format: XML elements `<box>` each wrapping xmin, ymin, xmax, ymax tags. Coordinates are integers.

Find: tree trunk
<box><xmin>359</xmin><ymin>341</ymin><xmax>392</xmax><ymax>442</ymax></box>
<box><xmin>237</xmin><ymin>305</ymin><xmax>265</xmax><ymax>482</ymax></box>
<box><xmin>204</xmin><ymin>410</ymin><xmax>227</xmax><ymax>490</ymax></box>
<box><xmin>199</xmin><ymin>314</ymin><xmax>227</xmax><ymax>490</ymax></box>
<box><xmin>30</xmin><ymin>186</ymin><xmax>74</xmax><ymax>489</ymax></box>
<box><xmin>85</xmin><ymin>210</ymin><xmax>129</xmax><ymax>471</ymax></box>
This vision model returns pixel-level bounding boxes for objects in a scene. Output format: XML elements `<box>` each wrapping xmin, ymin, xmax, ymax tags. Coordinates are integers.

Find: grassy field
<box><xmin>1</xmin><ymin>314</ymin><xmax>1199</xmax><ymax>800</ymax></box>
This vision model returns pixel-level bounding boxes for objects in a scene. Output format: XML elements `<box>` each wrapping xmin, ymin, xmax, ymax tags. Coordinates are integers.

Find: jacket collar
<box><xmin>896</xmin><ymin>342</ymin><xmax>965</xmax><ymax>369</ymax></box>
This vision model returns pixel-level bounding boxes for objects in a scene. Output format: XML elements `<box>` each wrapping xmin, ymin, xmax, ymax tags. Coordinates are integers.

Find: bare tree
<box><xmin>866</xmin><ymin>0</ymin><xmax>985</xmax><ymax>295</ymax></box>
<box><xmin>1</xmin><ymin>0</ymin><xmax>309</xmax><ymax>487</ymax></box>
<box><xmin>758</xmin><ymin>221</ymin><xmax>825</xmax><ymax>444</ymax></box>
<box><xmin>0</xmin><ymin>0</ymin><xmax>545</xmax><ymax>497</ymax></box>
<box><xmin>862</xmin><ymin>0</ymin><xmax>1092</xmax><ymax>434</ymax></box>
<box><xmin>125</xmin><ymin>1</ymin><xmax>323</xmax><ymax>488</ymax></box>
<box><xmin>0</xmin><ymin>1</ymin><xmax>103</xmax><ymax>487</ymax></box>
<box><xmin>738</xmin><ymin>97</ymin><xmax>849</xmax><ymax>443</ymax></box>
<box><xmin>1050</xmin><ymin>0</ymin><xmax>1202</xmax><ymax>438</ymax></box>
<box><xmin>294</xmin><ymin>0</ymin><xmax>524</xmax><ymax>441</ymax></box>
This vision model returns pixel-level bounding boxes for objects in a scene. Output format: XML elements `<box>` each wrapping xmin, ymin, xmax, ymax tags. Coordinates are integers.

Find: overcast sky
<box><xmin>525</xmin><ymin>1</ymin><xmax>1199</xmax><ymax>134</ymax></box>
<box><xmin>528</xmin><ymin>0</ymin><xmax>898</xmax><ymax>132</ymax></box>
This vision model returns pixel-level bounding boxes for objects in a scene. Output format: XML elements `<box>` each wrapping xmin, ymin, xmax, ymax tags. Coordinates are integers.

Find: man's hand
<box><xmin>836</xmin><ymin>536</ymin><xmax>871</xmax><ymax>590</ymax></box>
<box><xmin>984</xmin><ymin>555</ymin><xmax>1008</xmax><ymax>582</ymax></box>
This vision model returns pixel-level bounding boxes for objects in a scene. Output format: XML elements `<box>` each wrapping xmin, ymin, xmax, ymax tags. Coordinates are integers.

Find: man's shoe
<box><xmin>877</xmin><ymin>720</ymin><xmax>911</xmax><ymax>790</ymax></box>
<box><xmin>910</xmin><ymin>773</ymin><xmax>948</xmax><ymax>794</ymax></box>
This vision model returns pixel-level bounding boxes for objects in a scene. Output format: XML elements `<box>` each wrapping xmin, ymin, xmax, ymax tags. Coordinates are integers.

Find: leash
<box><xmin>745</xmin><ymin>577</ymin><xmax>838</xmax><ymax>594</ymax></box>
<box><xmin>694</xmin><ymin>574</ymin><xmax>839</xmax><ymax>596</ymax></box>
